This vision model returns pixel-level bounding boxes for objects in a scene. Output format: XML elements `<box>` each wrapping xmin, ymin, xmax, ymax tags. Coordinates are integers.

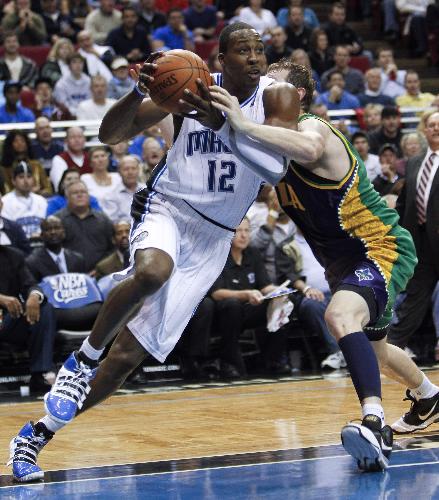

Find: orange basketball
<box><xmin>148</xmin><ymin>49</ymin><xmax>213</xmax><ymax>114</ymax></box>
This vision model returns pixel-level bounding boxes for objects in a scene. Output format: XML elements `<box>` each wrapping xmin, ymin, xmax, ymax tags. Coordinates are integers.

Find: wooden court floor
<box><xmin>2</xmin><ymin>369</ymin><xmax>439</xmax><ymax>475</ymax></box>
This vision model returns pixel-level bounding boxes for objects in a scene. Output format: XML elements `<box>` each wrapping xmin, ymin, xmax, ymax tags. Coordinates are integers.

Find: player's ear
<box><xmin>296</xmin><ymin>87</ymin><xmax>306</xmax><ymax>103</ymax></box>
<box><xmin>218</xmin><ymin>52</ymin><xmax>225</xmax><ymax>67</ymax></box>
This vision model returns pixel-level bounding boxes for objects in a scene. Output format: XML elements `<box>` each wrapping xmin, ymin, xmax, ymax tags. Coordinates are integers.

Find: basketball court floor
<box><xmin>1</xmin><ymin>368</ymin><xmax>439</xmax><ymax>499</ymax></box>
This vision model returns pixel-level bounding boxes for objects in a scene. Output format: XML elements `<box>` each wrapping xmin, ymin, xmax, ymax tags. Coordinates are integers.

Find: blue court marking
<box><xmin>2</xmin><ymin>447</ymin><xmax>439</xmax><ymax>499</ymax></box>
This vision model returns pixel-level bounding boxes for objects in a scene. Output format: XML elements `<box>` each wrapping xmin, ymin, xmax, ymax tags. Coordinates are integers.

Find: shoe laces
<box><xmin>8</xmin><ymin>432</ymin><xmax>47</xmax><ymax>467</ymax></box>
<box><xmin>50</xmin><ymin>361</ymin><xmax>94</xmax><ymax>408</ymax></box>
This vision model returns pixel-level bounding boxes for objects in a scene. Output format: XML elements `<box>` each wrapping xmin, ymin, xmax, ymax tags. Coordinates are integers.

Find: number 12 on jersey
<box><xmin>207</xmin><ymin>160</ymin><xmax>236</xmax><ymax>193</ymax></box>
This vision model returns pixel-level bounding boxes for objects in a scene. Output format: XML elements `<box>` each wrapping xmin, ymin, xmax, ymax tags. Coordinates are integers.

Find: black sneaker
<box><xmin>392</xmin><ymin>389</ymin><xmax>439</xmax><ymax>434</ymax></box>
<box><xmin>341</xmin><ymin>414</ymin><xmax>393</xmax><ymax>472</ymax></box>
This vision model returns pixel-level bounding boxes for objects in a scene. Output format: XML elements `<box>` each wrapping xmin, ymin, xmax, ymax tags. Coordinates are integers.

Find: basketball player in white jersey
<box><xmin>8</xmin><ymin>23</ymin><xmax>301</xmax><ymax>482</ymax></box>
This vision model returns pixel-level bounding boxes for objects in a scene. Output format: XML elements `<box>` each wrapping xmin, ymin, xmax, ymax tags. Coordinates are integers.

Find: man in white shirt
<box><xmin>77</xmin><ymin>30</ymin><xmax>114</xmax><ymax>82</ymax></box>
<box><xmin>376</xmin><ymin>47</ymin><xmax>406</xmax><ymax>99</ymax></box>
<box><xmin>76</xmin><ymin>75</ymin><xmax>117</xmax><ymax>121</ymax></box>
<box><xmin>1</xmin><ymin>162</ymin><xmax>47</xmax><ymax>240</ymax></box>
<box><xmin>352</xmin><ymin>131</ymin><xmax>382</xmax><ymax>181</ymax></box>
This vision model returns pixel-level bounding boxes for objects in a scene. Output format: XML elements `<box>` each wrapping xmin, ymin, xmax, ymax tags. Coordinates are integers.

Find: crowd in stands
<box><xmin>1</xmin><ymin>0</ymin><xmax>439</xmax><ymax>389</ymax></box>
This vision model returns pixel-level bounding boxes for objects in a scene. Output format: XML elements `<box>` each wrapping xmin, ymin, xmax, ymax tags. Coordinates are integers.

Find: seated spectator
<box><xmin>396</xmin><ymin>131</ymin><xmax>426</xmax><ymax>176</ymax></box>
<box><xmin>363</xmin><ymin>103</ymin><xmax>384</xmax><ymax>133</ymax></box>
<box><xmin>84</xmin><ymin>0</ymin><xmax>122</xmax><ymax>45</ymax></box>
<box><xmin>351</xmin><ymin>131</ymin><xmax>382</xmax><ymax>181</ymax></box>
<box><xmin>1</xmin><ymin>0</ymin><xmax>47</xmax><ymax>45</ymax></box>
<box><xmin>237</xmin><ymin>0</ymin><xmax>277</xmax><ymax>39</ymax></box>
<box><xmin>31</xmin><ymin>117</ymin><xmax>64</xmax><ymax>176</ymax></box>
<box><xmin>76</xmin><ymin>75</ymin><xmax>117</xmax><ymax>121</ymax></box>
<box><xmin>396</xmin><ymin>0</ymin><xmax>429</xmax><ymax>56</ymax></box>
<box><xmin>109</xmin><ymin>140</ymin><xmax>129</xmax><ymax>170</ymax></box>
<box><xmin>152</xmin><ymin>8</ymin><xmax>194</xmax><ymax>51</ymax></box>
<box><xmin>40</xmin><ymin>0</ymin><xmax>78</xmax><ymax>43</ymax></box>
<box><xmin>106</xmin><ymin>6</ymin><xmax>151</xmax><ymax>62</ymax></box>
<box><xmin>0</xmin><ymin>193</ymin><xmax>31</xmax><ymax>254</ymax></box>
<box><xmin>396</xmin><ymin>70</ymin><xmax>438</xmax><ymax>111</ymax></box>
<box><xmin>32</xmin><ymin>77</ymin><xmax>73</xmax><ymax>121</ymax></box>
<box><xmin>216</xmin><ymin>0</ymin><xmax>241</xmax><ymax>20</ymax></box>
<box><xmin>315</xmin><ymin>70</ymin><xmax>360</xmax><ymax>113</ymax></box>
<box><xmin>368</xmin><ymin>105</ymin><xmax>403</xmax><ymax>156</ymax></box>
<box><xmin>0</xmin><ymin>243</ymin><xmax>56</xmax><ymax>394</ymax></box>
<box><xmin>372</xmin><ymin>143</ymin><xmax>402</xmax><ymax>196</ymax></box>
<box><xmin>1</xmin><ymin>162</ymin><xmax>48</xmax><ymax>240</ymax></box>
<box><xmin>94</xmin><ymin>219</ymin><xmax>130</xmax><ymax>279</ymax></box>
<box><xmin>105</xmin><ymin>155</ymin><xmax>142</xmax><ymax>221</ymax></box>
<box><xmin>358</xmin><ymin>68</ymin><xmax>395</xmax><ymax>107</ymax></box>
<box><xmin>309</xmin><ymin>28</ymin><xmax>333</xmax><ymax>77</ymax></box>
<box><xmin>47</xmin><ymin>169</ymin><xmax>102</xmax><ymax>215</ymax></box>
<box><xmin>26</xmin><ymin>215</ymin><xmax>86</xmax><ymax>281</ymax></box>
<box><xmin>54</xmin><ymin>180</ymin><xmax>113</xmax><ymax>271</ymax></box>
<box><xmin>107</xmin><ymin>57</ymin><xmax>134</xmax><ymax>99</ymax></box>
<box><xmin>1</xmin><ymin>130</ymin><xmax>52</xmax><ymax>196</ymax></box>
<box><xmin>320</xmin><ymin>45</ymin><xmax>365</xmax><ymax>96</ymax></box>
<box><xmin>376</xmin><ymin>46</ymin><xmax>406</xmax><ymax>99</ymax></box>
<box><xmin>277</xmin><ymin>0</ymin><xmax>320</xmax><ymax>30</ymax></box>
<box><xmin>136</xmin><ymin>0</ymin><xmax>166</xmax><ymax>34</ymax></box>
<box><xmin>211</xmin><ymin>217</ymin><xmax>290</xmax><ymax>378</ymax></box>
<box><xmin>50</xmin><ymin>126</ymin><xmax>92</xmax><ymax>191</ymax></box>
<box><xmin>290</xmin><ymin>49</ymin><xmax>321</xmax><ymax>93</ymax></box>
<box><xmin>40</xmin><ymin>37</ymin><xmax>75</xmax><ymax>87</ymax></box>
<box><xmin>53</xmin><ymin>53</ymin><xmax>91</xmax><ymax>118</ymax></box>
<box><xmin>284</xmin><ymin>5</ymin><xmax>313</xmax><ymax>51</ymax></box>
<box><xmin>265</xmin><ymin>26</ymin><xmax>292</xmax><ymax>66</ymax></box>
<box><xmin>382</xmin><ymin>0</ymin><xmax>399</xmax><ymax>40</ymax></box>
<box><xmin>309</xmin><ymin>102</ymin><xmax>330</xmax><ymax>120</ymax></box>
<box><xmin>246</xmin><ymin>184</ymin><xmax>273</xmax><ymax>235</ymax></box>
<box><xmin>0</xmin><ymin>81</ymin><xmax>35</xmax><ymax>124</ymax></box>
<box><xmin>60</xmin><ymin>0</ymin><xmax>91</xmax><ymax>30</ymax></box>
<box><xmin>321</xmin><ymin>2</ymin><xmax>363</xmax><ymax>55</ymax></box>
<box><xmin>183</xmin><ymin>0</ymin><xmax>217</xmax><ymax>42</ymax></box>
<box><xmin>81</xmin><ymin>146</ymin><xmax>121</xmax><ymax>213</ymax></box>
<box><xmin>140</xmin><ymin>137</ymin><xmax>165</xmax><ymax>183</ymax></box>
<box><xmin>77</xmin><ymin>30</ymin><xmax>114</xmax><ymax>82</ymax></box>
<box><xmin>0</xmin><ymin>32</ymin><xmax>38</xmax><ymax>89</ymax></box>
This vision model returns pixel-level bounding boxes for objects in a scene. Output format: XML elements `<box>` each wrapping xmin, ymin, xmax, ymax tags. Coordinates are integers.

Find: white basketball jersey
<box><xmin>149</xmin><ymin>73</ymin><xmax>274</xmax><ymax>229</ymax></box>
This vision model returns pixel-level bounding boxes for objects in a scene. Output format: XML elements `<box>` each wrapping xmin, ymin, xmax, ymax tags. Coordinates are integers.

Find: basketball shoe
<box><xmin>392</xmin><ymin>389</ymin><xmax>439</xmax><ymax>434</ymax></box>
<box><xmin>8</xmin><ymin>422</ymin><xmax>53</xmax><ymax>482</ymax></box>
<box><xmin>341</xmin><ymin>414</ymin><xmax>393</xmax><ymax>472</ymax></box>
<box><xmin>44</xmin><ymin>352</ymin><xmax>98</xmax><ymax>423</ymax></box>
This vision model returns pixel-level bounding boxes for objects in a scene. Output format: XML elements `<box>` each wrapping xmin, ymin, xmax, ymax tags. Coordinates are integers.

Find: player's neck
<box><xmin>222</xmin><ymin>76</ymin><xmax>258</xmax><ymax>104</ymax></box>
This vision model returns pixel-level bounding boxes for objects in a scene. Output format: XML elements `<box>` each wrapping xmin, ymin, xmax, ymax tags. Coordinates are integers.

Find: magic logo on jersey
<box><xmin>186</xmin><ymin>129</ymin><xmax>232</xmax><ymax>156</ymax></box>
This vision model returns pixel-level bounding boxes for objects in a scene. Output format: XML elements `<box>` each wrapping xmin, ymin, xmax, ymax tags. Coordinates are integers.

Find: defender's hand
<box><xmin>179</xmin><ymin>79</ymin><xmax>224</xmax><ymax>130</ymax></box>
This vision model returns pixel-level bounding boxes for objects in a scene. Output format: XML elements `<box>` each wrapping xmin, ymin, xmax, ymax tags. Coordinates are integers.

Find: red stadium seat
<box><xmin>194</xmin><ymin>40</ymin><xmax>218</xmax><ymax>61</ymax></box>
<box><xmin>349</xmin><ymin>55</ymin><xmax>371</xmax><ymax>73</ymax></box>
<box><xmin>0</xmin><ymin>45</ymin><xmax>51</xmax><ymax>67</ymax></box>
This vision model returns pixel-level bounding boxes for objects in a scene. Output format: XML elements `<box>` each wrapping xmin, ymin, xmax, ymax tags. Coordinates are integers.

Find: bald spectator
<box><xmin>1</xmin><ymin>0</ymin><xmax>47</xmax><ymax>45</ymax></box>
<box><xmin>265</xmin><ymin>26</ymin><xmax>292</xmax><ymax>66</ymax></box>
<box><xmin>396</xmin><ymin>70</ymin><xmax>438</xmax><ymax>111</ymax></box>
<box><xmin>321</xmin><ymin>45</ymin><xmax>365</xmax><ymax>95</ymax></box>
<box><xmin>285</xmin><ymin>5</ymin><xmax>313</xmax><ymax>51</ymax></box>
<box><xmin>77</xmin><ymin>30</ymin><xmax>114</xmax><ymax>82</ymax></box>
<box><xmin>31</xmin><ymin>117</ymin><xmax>64</xmax><ymax>176</ymax></box>
<box><xmin>94</xmin><ymin>220</ymin><xmax>130</xmax><ymax>280</ymax></box>
<box><xmin>140</xmin><ymin>137</ymin><xmax>164</xmax><ymax>183</ymax></box>
<box><xmin>358</xmin><ymin>68</ymin><xmax>395</xmax><ymax>107</ymax></box>
<box><xmin>0</xmin><ymin>32</ymin><xmax>38</xmax><ymax>89</ymax></box>
<box><xmin>76</xmin><ymin>75</ymin><xmax>116</xmax><ymax>121</ymax></box>
<box><xmin>84</xmin><ymin>0</ymin><xmax>122</xmax><ymax>45</ymax></box>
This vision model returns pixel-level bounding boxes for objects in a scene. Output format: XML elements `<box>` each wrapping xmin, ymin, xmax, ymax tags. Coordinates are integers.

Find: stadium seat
<box><xmin>349</xmin><ymin>55</ymin><xmax>371</xmax><ymax>73</ymax></box>
<box><xmin>194</xmin><ymin>40</ymin><xmax>218</xmax><ymax>61</ymax></box>
<box><xmin>0</xmin><ymin>46</ymin><xmax>51</xmax><ymax>68</ymax></box>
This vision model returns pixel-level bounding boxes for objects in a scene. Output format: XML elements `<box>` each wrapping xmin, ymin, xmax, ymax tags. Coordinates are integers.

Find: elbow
<box><xmin>98</xmin><ymin>125</ymin><xmax>118</xmax><ymax>146</ymax></box>
<box><xmin>301</xmin><ymin>139</ymin><xmax>325</xmax><ymax>164</ymax></box>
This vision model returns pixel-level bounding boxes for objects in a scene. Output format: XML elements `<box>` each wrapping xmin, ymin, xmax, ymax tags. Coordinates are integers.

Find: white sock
<box><xmin>38</xmin><ymin>415</ymin><xmax>66</xmax><ymax>433</ymax></box>
<box><xmin>79</xmin><ymin>338</ymin><xmax>104</xmax><ymax>362</ymax></box>
<box><xmin>410</xmin><ymin>374</ymin><xmax>439</xmax><ymax>400</ymax></box>
<box><xmin>362</xmin><ymin>403</ymin><xmax>385</xmax><ymax>426</ymax></box>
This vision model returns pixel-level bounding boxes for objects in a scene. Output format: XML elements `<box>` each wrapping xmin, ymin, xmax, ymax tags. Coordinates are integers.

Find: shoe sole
<box><xmin>14</xmin><ymin>470</ymin><xmax>44</xmax><ymax>482</ymax></box>
<box><xmin>341</xmin><ymin>424</ymin><xmax>389</xmax><ymax>472</ymax></box>
<box><xmin>44</xmin><ymin>393</ymin><xmax>75</xmax><ymax>424</ymax></box>
<box><xmin>391</xmin><ymin>415</ymin><xmax>439</xmax><ymax>434</ymax></box>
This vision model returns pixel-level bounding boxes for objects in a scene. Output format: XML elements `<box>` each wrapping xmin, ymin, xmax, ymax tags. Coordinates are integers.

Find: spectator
<box><xmin>76</xmin><ymin>75</ymin><xmax>117</xmax><ymax>121</ymax></box>
<box><xmin>396</xmin><ymin>0</ymin><xmax>429</xmax><ymax>56</ymax></box>
<box><xmin>290</xmin><ymin>49</ymin><xmax>321</xmax><ymax>93</ymax></box>
<box><xmin>309</xmin><ymin>102</ymin><xmax>330</xmax><ymax>120</ymax></box>
<box><xmin>106</xmin><ymin>6</ymin><xmax>151</xmax><ymax>62</ymax></box>
<box><xmin>211</xmin><ymin>218</ymin><xmax>289</xmax><ymax>378</ymax></box>
<box><xmin>107</xmin><ymin>57</ymin><xmax>134</xmax><ymax>100</ymax></box>
<box><xmin>277</xmin><ymin>0</ymin><xmax>320</xmax><ymax>30</ymax></box>
<box><xmin>94</xmin><ymin>219</ymin><xmax>130</xmax><ymax>279</ymax></box>
<box><xmin>54</xmin><ymin>180</ymin><xmax>113</xmax><ymax>271</ymax></box>
<box><xmin>237</xmin><ymin>0</ymin><xmax>277</xmax><ymax>39</ymax></box>
<box><xmin>397</xmin><ymin>131</ymin><xmax>427</xmax><ymax>176</ymax></box>
<box><xmin>31</xmin><ymin>117</ymin><xmax>64</xmax><ymax>176</ymax></box>
<box><xmin>320</xmin><ymin>45</ymin><xmax>365</xmax><ymax>95</ymax></box>
<box><xmin>1</xmin><ymin>130</ymin><xmax>52</xmax><ymax>196</ymax></box>
<box><xmin>0</xmin><ymin>81</ymin><xmax>35</xmax><ymax>124</ymax></box>
<box><xmin>105</xmin><ymin>155</ymin><xmax>142</xmax><ymax>221</ymax></box>
<box><xmin>322</xmin><ymin>1</ymin><xmax>363</xmax><ymax>55</ymax></box>
<box><xmin>53</xmin><ymin>53</ymin><xmax>91</xmax><ymax>118</ymax></box>
<box><xmin>376</xmin><ymin>46</ymin><xmax>407</xmax><ymax>99</ymax></box>
<box><xmin>50</xmin><ymin>126</ymin><xmax>92</xmax><ymax>191</ymax></box>
<box><xmin>358</xmin><ymin>68</ymin><xmax>395</xmax><ymax>107</ymax></box>
<box><xmin>363</xmin><ymin>103</ymin><xmax>384</xmax><ymax>133</ymax></box>
<box><xmin>0</xmin><ymin>193</ymin><xmax>31</xmax><ymax>254</ymax></box>
<box><xmin>81</xmin><ymin>146</ymin><xmax>121</xmax><ymax>214</ymax></box>
<box><xmin>216</xmin><ymin>0</ymin><xmax>241</xmax><ymax>20</ymax></box>
<box><xmin>351</xmin><ymin>131</ymin><xmax>382</xmax><ymax>181</ymax></box>
<box><xmin>368</xmin><ymin>105</ymin><xmax>403</xmax><ymax>156</ymax></box>
<box><xmin>40</xmin><ymin>0</ymin><xmax>78</xmax><ymax>43</ymax></box>
<box><xmin>140</xmin><ymin>137</ymin><xmax>164</xmax><ymax>183</ymax></box>
<box><xmin>60</xmin><ymin>0</ymin><xmax>91</xmax><ymax>30</ymax></box>
<box><xmin>0</xmin><ymin>243</ymin><xmax>56</xmax><ymax>394</ymax></box>
<box><xmin>309</xmin><ymin>28</ymin><xmax>333</xmax><ymax>76</ymax></box>
<box><xmin>32</xmin><ymin>77</ymin><xmax>73</xmax><ymax>121</ymax></box>
<box><xmin>26</xmin><ymin>215</ymin><xmax>86</xmax><ymax>281</ymax></box>
<box><xmin>315</xmin><ymin>70</ymin><xmax>360</xmax><ymax>113</ymax></box>
<box><xmin>382</xmin><ymin>0</ymin><xmax>399</xmax><ymax>40</ymax></box>
<box><xmin>1</xmin><ymin>0</ymin><xmax>47</xmax><ymax>45</ymax></box>
<box><xmin>265</xmin><ymin>26</ymin><xmax>292</xmax><ymax>66</ymax></box>
<box><xmin>152</xmin><ymin>8</ymin><xmax>194</xmax><ymax>51</ymax></box>
<box><xmin>109</xmin><ymin>141</ymin><xmax>129</xmax><ymax>171</ymax></box>
<box><xmin>0</xmin><ymin>32</ymin><xmax>38</xmax><ymax>89</ymax></box>
<box><xmin>1</xmin><ymin>162</ymin><xmax>48</xmax><ymax>240</ymax></box>
<box><xmin>40</xmin><ymin>37</ymin><xmax>75</xmax><ymax>87</ymax></box>
<box><xmin>77</xmin><ymin>30</ymin><xmax>114</xmax><ymax>82</ymax></box>
<box><xmin>47</xmin><ymin>169</ymin><xmax>102</xmax><ymax>215</ymax></box>
<box><xmin>183</xmin><ymin>0</ymin><xmax>217</xmax><ymax>41</ymax></box>
<box><xmin>84</xmin><ymin>0</ymin><xmax>122</xmax><ymax>45</ymax></box>
<box><xmin>284</xmin><ymin>5</ymin><xmax>313</xmax><ymax>51</ymax></box>
<box><xmin>396</xmin><ymin>70</ymin><xmax>438</xmax><ymax>111</ymax></box>
<box><xmin>372</xmin><ymin>143</ymin><xmax>402</xmax><ymax>196</ymax></box>
<box><xmin>136</xmin><ymin>0</ymin><xmax>166</xmax><ymax>34</ymax></box>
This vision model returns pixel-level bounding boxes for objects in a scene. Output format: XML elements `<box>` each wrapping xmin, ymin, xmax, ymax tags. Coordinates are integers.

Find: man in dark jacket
<box><xmin>0</xmin><ymin>32</ymin><xmax>38</xmax><ymax>89</ymax></box>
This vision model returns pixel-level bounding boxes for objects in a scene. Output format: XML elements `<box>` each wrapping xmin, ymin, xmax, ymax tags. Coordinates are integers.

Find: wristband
<box><xmin>268</xmin><ymin>209</ymin><xmax>279</xmax><ymax>220</ymax></box>
<box><xmin>134</xmin><ymin>83</ymin><xmax>147</xmax><ymax>98</ymax></box>
<box><xmin>302</xmin><ymin>286</ymin><xmax>311</xmax><ymax>295</ymax></box>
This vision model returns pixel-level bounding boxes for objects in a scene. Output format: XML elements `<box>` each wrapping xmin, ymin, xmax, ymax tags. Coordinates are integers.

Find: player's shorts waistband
<box><xmin>183</xmin><ymin>200</ymin><xmax>235</xmax><ymax>233</ymax></box>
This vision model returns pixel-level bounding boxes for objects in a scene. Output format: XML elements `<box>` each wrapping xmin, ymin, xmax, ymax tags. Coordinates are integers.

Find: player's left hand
<box><xmin>209</xmin><ymin>85</ymin><xmax>249</xmax><ymax>133</ymax></box>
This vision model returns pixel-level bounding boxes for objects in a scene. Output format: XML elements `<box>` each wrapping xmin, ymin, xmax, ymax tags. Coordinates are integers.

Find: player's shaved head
<box><xmin>218</xmin><ymin>22</ymin><xmax>255</xmax><ymax>53</ymax></box>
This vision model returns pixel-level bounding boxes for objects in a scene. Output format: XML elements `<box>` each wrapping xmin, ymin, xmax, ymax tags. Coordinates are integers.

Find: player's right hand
<box><xmin>129</xmin><ymin>52</ymin><xmax>163</xmax><ymax>94</ymax></box>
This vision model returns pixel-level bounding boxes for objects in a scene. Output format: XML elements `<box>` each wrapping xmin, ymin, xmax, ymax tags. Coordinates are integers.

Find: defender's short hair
<box><xmin>219</xmin><ymin>22</ymin><xmax>255</xmax><ymax>54</ymax></box>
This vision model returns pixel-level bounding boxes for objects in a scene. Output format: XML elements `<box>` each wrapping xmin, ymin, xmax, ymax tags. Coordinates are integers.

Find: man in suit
<box><xmin>94</xmin><ymin>220</ymin><xmax>130</xmax><ymax>280</ymax></box>
<box><xmin>388</xmin><ymin>111</ymin><xmax>439</xmax><ymax>349</ymax></box>
<box><xmin>26</xmin><ymin>216</ymin><xmax>85</xmax><ymax>282</ymax></box>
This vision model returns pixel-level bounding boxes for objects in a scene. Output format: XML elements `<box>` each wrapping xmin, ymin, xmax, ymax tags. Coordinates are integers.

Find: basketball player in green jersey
<box><xmin>210</xmin><ymin>60</ymin><xmax>439</xmax><ymax>472</ymax></box>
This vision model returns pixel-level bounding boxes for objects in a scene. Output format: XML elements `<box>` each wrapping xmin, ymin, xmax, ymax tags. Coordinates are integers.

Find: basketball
<box><xmin>148</xmin><ymin>49</ymin><xmax>213</xmax><ymax>114</ymax></box>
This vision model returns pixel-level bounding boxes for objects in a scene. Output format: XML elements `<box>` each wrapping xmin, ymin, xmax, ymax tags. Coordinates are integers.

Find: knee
<box><xmin>218</xmin><ymin>298</ymin><xmax>242</xmax><ymax>314</ymax></box>
<box><xmin>324</xmin><ymin>307</ymin><xmax>363</xmax><ymax>341</ymax></box>
<box><xmin>134</xmin><ymin>250</ymin><xmax>173</xmax><ymax>297</ymax></box>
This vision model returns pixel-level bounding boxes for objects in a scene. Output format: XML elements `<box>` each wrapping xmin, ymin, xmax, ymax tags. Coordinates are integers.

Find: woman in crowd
<box><xmin>309</xmin><ymin>28</ymin><xmax>333</xmax><ymax>76</ymax></box>
<box><xmin>40</xmin><ymin>38</ymin><xmax>75</xmax><ymax>86</ymax></box>
<box><xmin>397</xmin><ymin>132</ymin><xmax>427</xmax><ymax>176</ymax></box>
<box><xmin>237</xmin><ymin>0</ymin><xmax>277</xmax><ymax>40</ymax></box>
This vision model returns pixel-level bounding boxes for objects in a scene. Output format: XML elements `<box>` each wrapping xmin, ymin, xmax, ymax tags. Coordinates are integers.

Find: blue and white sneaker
<box><xmin>44</xmin><ymin>352</ymin><xmax>98</xmax><ymax>423</ymax></box>
<box><xmin>8</xmin><ymin>422</ymin><xmax>53</xmax><ymax>482</ymax></box>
